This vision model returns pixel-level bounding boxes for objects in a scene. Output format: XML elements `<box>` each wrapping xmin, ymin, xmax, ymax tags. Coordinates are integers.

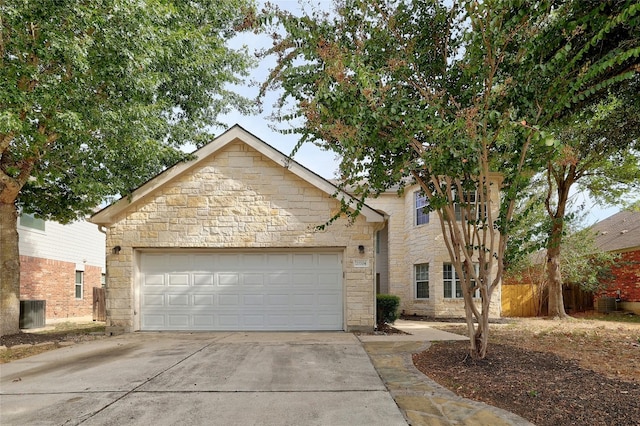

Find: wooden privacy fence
<box><xmin>93</xmin><ymin>287</ymin><xmax>106</xmax><ymax>322</ymax></box>
<box><xmin>501</xmin><ymin>284</ymin><xmax>541</xmax><ymax>317</ymax></box>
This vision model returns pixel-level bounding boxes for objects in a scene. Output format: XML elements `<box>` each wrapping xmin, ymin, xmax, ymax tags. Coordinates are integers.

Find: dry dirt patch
<box><xmin>413</xmin><ymin>316</ymin><xmax>640</xmax><ymax>426</ymax></box>
<box><xmin>1</xmin><ymin>321</ymin><xmax>107</xmax><ymax>363</ymax></box>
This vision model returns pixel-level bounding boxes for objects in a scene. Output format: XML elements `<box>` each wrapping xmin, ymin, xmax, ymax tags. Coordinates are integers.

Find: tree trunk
<box><xmin>464</xmin><ymin>293</ymin><xmax>490</xmax><ymax>359</ymax></box>
<box><xmin>0</xmin><ymin>202</ymin><xmax>21</xmax><ymax>336</ymax></box>
<box><xmin>546</xmin><ymin>221</ymin><xmax>568</xmax><ymax>318</ymax></box>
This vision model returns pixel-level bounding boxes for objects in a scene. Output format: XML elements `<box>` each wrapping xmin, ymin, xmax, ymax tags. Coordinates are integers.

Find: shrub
<box><xmin>376</xmin><ymin>294</ymin><xmax>400</xmax><ymax>327</ymax></box>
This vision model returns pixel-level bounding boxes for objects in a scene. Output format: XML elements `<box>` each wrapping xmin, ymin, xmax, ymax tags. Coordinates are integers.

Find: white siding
<box><xmin>18</xmin><ymin>219</ymin><xmax>105</xmax><ymax>271</ymax></box>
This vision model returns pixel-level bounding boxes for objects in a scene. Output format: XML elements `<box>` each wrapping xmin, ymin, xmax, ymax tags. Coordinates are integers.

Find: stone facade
<box><xmin>96</xmin><ymin>135</ymin><xmax>383</xmax><ymax>332</ymax></box>
<box><xmin>367</xmin><ymin>183</ymin><xmax>502</xmax><ymax>319</ymax></box>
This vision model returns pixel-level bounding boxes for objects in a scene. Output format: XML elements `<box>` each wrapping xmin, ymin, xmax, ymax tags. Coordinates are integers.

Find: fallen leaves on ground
<box><xmin>413</xmin><ymin>316</ymin><xmax>640</xmax><ymax>426</ymax></box>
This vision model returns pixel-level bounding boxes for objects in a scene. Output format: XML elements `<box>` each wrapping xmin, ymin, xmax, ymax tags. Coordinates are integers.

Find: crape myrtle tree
<box><xmin>260</xmin><ymin>0</ymin><xmax>639</xmax><ymax>358</ymax></box>
<box><xmin>0</xmin><ymin>0</ymin><xmax>256</xmax><ymax>336</ymax></box>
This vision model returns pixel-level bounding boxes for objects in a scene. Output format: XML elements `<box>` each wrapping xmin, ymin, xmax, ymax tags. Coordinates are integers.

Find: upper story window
<box><xmin>19</xmin><ymin>213</ymin><xmax>45</xmax><ymax>231</ymax></box>
<box><xmin>453</xmin><ymin>190</ymin><xmax>487</xmax><ymax>222</ymax></box>
<box><xmin>415</xmin><ymin>191</ymin><xmax>429</xmax><ymax>225</ymax></box>
<box><xmin>415</xmin><ymin>263</ymin><xmax>429</xmax><ymax>299</ymax></box>
<box><xmin>443</xmin><ymin>263</ymin><xmax>479</xmax><ymax>299</ymax></box>
<box><xmin>454</xmin><ymin>190</ymin><xmax>475</xmax><ymax>221</ymax></box>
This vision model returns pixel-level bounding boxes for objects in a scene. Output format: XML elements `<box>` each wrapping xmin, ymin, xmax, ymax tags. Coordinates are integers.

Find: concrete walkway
<box><xmin>358</xmin><ymin>320</ymin><xmax>533</xmax><ymax>425</ymax></box>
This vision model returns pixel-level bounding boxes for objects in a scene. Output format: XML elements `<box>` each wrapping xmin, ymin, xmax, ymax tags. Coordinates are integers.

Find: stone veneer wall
<box><xmin>104</xmin><ymin>140</ymin><xmax>380</xmax><ymax>332</ymax></box>
<box><xmin>367</xmin><ymin>183</ymin><xmax>502</xmax><ymax>318</ymax></box>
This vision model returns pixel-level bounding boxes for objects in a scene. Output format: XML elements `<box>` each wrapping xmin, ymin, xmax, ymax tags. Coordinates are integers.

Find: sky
<box><xmin>208</xmin><ymin>0</ymin><xmax>627</xmax><ymax>226</ymax></box>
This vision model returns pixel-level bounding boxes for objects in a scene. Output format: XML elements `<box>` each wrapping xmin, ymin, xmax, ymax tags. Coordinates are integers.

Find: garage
<box><xmin>91</xmin><ymin>126</ymin><xmax>382</xmax><ymax>332</ymax></box>
<box><xmin>139</xmin><ymin>251</ymin><xmax>344</xmax><ymax>331</ymax></box>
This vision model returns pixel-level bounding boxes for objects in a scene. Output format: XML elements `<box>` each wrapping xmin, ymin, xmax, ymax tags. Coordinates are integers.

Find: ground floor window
<box><xmin>443</xmin><ymin>263</ymin><xmax>479</xmax><ymax>298</ymax></box>
<box><xmin>75</xmin><ymin>271</ymin><xmax>84</xmax><ymax>299</ymax></box>
<box><xmin>415</xmin><ymin>263</ymin><xmax>429</xmax><ymax>299</ymax></box>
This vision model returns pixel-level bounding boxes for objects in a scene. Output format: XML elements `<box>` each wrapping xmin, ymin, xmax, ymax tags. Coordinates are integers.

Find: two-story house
<box><xmin>19</xmin><ymin>214</ymin><xmax>106</xmax><ymax>321</ymax></box>
<box><xmin>90</xmin><ymin>125</ymin><xmax>501</xmax><ymax>333</ymax></box>
<box><xmin>368</xmin><ymin>182</ymin><xmax>502</xmax><ymax>319</ymax></box>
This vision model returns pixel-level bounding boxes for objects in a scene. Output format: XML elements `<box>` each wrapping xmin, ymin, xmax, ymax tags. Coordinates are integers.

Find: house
<box><xmin>90</xmin><ymin>125</ymin><xmax>501</xmax><ymax>333</ymax></box>
<box><xmin>18</xmin><ymin>214</ymin><xmax>105</xmax><ymax>321</ymax></box>
<box><xmin>366</xmin><ymin>181</ymin><xmax>502</xmax><ymax>319</ymax></box>
<box><xmin>591</xmin><ymin>210</ymin><xmax>640</xmax><ymax>314</ymax></box>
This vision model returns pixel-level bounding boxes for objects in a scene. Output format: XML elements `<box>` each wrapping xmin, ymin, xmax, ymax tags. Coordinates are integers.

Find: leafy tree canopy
<box><xmin>259</xmin><ymin>0</ymin><xmax>639</xmax><ymax>357</ymax></box>
<box><xmin>1</xmin><ymin>0</ymin><xmax>256</xmax><ymax>221</ymax></box>
<box><xmin>0</xmin><ymin>0</ymin><xmax>255</xmax><ymax>337</ymax></box>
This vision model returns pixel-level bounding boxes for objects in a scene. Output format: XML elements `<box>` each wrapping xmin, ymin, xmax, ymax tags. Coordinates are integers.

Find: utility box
<box><xmin>19</xmin><ymin>300</ymin><xmax>46</xmax><ymax>329</ymax></box>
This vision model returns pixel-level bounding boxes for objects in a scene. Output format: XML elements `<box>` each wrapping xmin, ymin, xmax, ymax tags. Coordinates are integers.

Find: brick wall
<box><xmin>601</xmin><ymin>250</ymin><xmax>640</xmax><ymax>302</ymax></box>
<box><xmin>20</xmin><ymin>255</ymin><xmax>103</xmax><ymax>320</ymax></box>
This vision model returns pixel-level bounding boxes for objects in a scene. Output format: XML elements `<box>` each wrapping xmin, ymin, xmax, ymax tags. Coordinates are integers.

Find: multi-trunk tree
<box><xmin>260</xmin><ymin>0</ymin><xmax>639</xmax><ymax>358</ymax></box>
<box><xmin>0</xmin><ymin>0</ymin><xmax>256</xmax><ymax>336</ymax></box>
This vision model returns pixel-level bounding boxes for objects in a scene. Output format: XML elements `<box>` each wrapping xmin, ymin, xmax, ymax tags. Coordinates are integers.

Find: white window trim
<box><xmin>443</xmin><ymin>263</ymin><xmax>479</xmax><ymax>299</ymax></box>
<box><xmin>415</xmin><ymin>191</ymin><xmax>429</xmax><ymax>226</ymax></box>
<box><xmin>75</xmin><ymin>271</ymin><xmax>84</xmax><ymax>300</ymax></box>
<box><xmin>414</xmin><ymin>263</ymin><xmax>429</xmax><ymax>299</ymax></box>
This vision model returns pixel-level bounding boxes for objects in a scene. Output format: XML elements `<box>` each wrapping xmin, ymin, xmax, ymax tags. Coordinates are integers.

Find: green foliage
<box><xmin>376</xmin><ymin>294</ymin><xmax>400</xmax><ymax>326</ymax></box>
<box><xmin>0</xmin><ymin>0</ymin><xmax>256</xmax><ymax>221</ymax></box>
<box><xmin>260</xmin><ymin>0</ymin><xmax>638</xmax><ymax>357</ymax></box>
<box><xmin>560</xmin><ymin>230</ymin><xmax>618</xmax><ymax>293</ymax></box>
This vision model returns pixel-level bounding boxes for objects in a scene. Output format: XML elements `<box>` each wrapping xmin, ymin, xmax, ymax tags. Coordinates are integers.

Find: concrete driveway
<box><xmin>0</xmin><ymin>332</ymin><xmax>406</xmax><ymax>426</ymax></box>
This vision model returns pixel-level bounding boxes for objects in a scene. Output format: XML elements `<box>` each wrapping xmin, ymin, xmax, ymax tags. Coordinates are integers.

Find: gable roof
<box><xmin>90</xmin><ymin>125</ymin><xmax>385</xmax><ymax>226</ymax></box>
<box><xmin>590</xmin><ymin>210</ymin><xmax>640</xmax><ymax>253</ymax></box>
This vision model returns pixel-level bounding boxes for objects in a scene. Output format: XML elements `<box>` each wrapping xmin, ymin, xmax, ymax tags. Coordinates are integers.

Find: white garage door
<box><xmin>139</xmin><ymin>251</ymin><xmax>343</xmax><ymax>331</ymax></box>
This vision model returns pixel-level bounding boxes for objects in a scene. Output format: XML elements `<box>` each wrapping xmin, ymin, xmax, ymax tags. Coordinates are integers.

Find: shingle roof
<box><xmin>590</xmin><ymin>210</ymin><xmax>640</xmax><ymax>253</ymax></box>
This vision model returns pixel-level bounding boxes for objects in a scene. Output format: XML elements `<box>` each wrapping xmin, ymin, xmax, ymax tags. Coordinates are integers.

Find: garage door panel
<box><xmin>218</xmin><ymin>314</ymin><xmax>240</xmax><ymax>327</ymax></box>
<box><xmin>292</xmin><ymin>294</ymin><xmax>314</xmax><ymax>305</ymax></box>
<box><xmin>243</xmin><ymin>294</ymin><xmax>264</xmax><ymax>305</ymax></box>
<box><xmin>168</xmin><ymin>274</ymin><xmax>189</xmax><ymax>286</ymax></box>
<box><xmin>193</xmin><ymin>294</ymin><xmax>215</xmax><ymax>306</ymax></box>
<box><xmin>243</xmin><ymin>273</ymin><xmax>264</xmax><ymax>286</ymax></box>
<box><xmin>167</xmin><ymin>314</ymin><xmax>189</xmax><ymax>327</ymax></box>
<box><xmin>168</xmin><ymin>294</ymin><xmax>189</xmax><ymax>306</ymax></box>
<box><xmin>292</xmin><ymin>272</ymin><xmax>316</xmax><ymax>286</ymax></box>
<box><xmin>292</xmin><ymin>253</ymin><xmax>315</xmax><ymax>267</ymax></box>
<box><xmin>140</xmin><ymin>251</ymin><xmax>343</xmax><ymax>331</ymax></box>
<box><xmin>219</xmin><ymin>294</ymin><xmax>240</xmax><ymax>306</ymax></box>
<box><xmin>267</xmin><ymin>294</ymin><xmax>289</xmax><ymax>305</ymax></box>
<box><xmin>143</xmin><ymin>314</ymin><xmax>166</xmax><ymax>328</ymax></box>
<box><xmin>143</xmin><ymin>294</ymin><xmax>165</xmax><ymax>307</ymax></box>
<box><xmin>144</xmin><ymin>274</ymin><xmax>165</xmax><ymax>286</ymax></box>
<box><xmin>218</xmin><ymin>273</ymin><xmax>239</xmax><ymax>286</ymax></box>
<box><xmin>267</xmin><ymin>253</ymin><xmax>289</xmax><ymax>266</ymax></box>
<box><xmin>192</xmin><ymin>315</ymin><xmax>215</xmax><ymax>327</ymax></box>
<box><xmin>193</xmin><ymin>274</ymin><xmax>214</xmax><ymax>286</ymax></box>
<box><xmin>267</xmin><ymin>272</ymin><xmax>291</xmax><ymax>286</ymax></box>
<box><xmin>318</xmin><ymin>253</ymin><xmax>341</xmax><ymax>266</ymax></box>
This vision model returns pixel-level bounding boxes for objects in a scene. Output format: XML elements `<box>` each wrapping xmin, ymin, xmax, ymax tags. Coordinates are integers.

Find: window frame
<box><xmin>19</xmin><ymin>213</ymin><xmax>45</xmax><ymax>232</ymax></box>
<box><xmin>415</xmin><ymin>191</ymin><xmax>429</xmax><ymax>226</ymax></box>
<box><xmin>414</xmin><ymin>263</ymin><xmax>430</xmax><ymax>299</ymax></box>
<box><xmin>75</xmin><ymin>271</ymin><xmax>84</xmax><ymax>300</ymax></box>
<box><xmin>443</xmin><ymin>263</ymin><xmax>479</xmax><ymax>299</ymax></box>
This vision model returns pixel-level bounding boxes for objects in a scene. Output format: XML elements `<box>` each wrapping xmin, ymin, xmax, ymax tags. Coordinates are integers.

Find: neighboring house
<box><xmin>18</xmin><ymin>214</ymin><xmax>106</xmax><ymax>320</ymax></box>
<box><xmin>90</xmin><ymin>125</ymin><xmax>501</xmax><ymax>333</ymax></box>
<box><xmin>591</xmin><ymin>210</ymin><xmax>640</xmax><ymax>314</ymax></box>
